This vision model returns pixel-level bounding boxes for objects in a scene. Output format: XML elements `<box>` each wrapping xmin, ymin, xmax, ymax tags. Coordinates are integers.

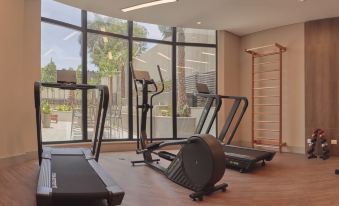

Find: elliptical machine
<box><xmin>130</xmin><ymin>64</ymin><xmax>227</xmax><ymax>201</ymax></box>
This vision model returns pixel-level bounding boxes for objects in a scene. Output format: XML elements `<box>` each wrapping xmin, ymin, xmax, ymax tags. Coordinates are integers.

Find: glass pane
<box><xmin>41</xmin><ymin>0</ymin><xmax>81</xmax><ymax>26</ymax></box>
<box><xmin>87</xmin><ymin>12</ymin><xmax>128</xmax><ymax>36</ymax></box>
<box><xmin>133</xmin><ymin>41</ymin><xmax>173</xmax><ymax>139</ymax></box>
<box><xmin>177</xmin><ymin>28</ymin><xmax>216</xmax><ymax>44</ymax></box>
<box><xmin>41</xmin><ymin>23</ymin><xmax>83</xmax><ymax>142</ymax></box>
<box><xmin>133</xmin><ymin>21</ymin><xmax>172</xmax><ymax>41</ymax></box>
<box><xmin>176</xmin><ymin>46</ymin><xmax>216</xmax><ymax>138</ymax></box>
<box><xmin>87</xmin><ymin>33</ymin><xmax>129</xmax><ymax>140</ymax></box>
<box><xmin>40</xmin><ymin>88</ymin><xmax>83</xmax><ymax>142</ymax></box>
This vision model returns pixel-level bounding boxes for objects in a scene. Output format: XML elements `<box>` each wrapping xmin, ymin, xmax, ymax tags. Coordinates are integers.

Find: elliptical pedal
<box><xmin>189</xmin><ymin>183</ymin><xmax>228</xmax><ymax>201</ymax></box>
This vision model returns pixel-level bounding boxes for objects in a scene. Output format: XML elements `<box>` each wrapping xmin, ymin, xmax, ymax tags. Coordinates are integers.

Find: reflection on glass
<box><xmin>133</xmin><ymin>21</ymin><xmax>172</xmax><ymax>41</ymax></box>
<box><xmin>133</xmin><ymin>42</ymin><xmax>173</xmax><ymax>139</ymax></box>
<box><xmin>41</xmin><ymin>23</ymin><xmax>82</xmax><ymax>75</ymax></box>
<box><xmin>87</xmin><ymin>12</ymin><xmax>128</xmax><ymax>35</ymax></box>
<box><xmin>41</xmin><ymin>23</ymin><xmax>83</xmax><ymax>142</ymax></box>
<box><xmin>41</xmin><ymin>0</ymin><xmax>81</xmax><ymax>26</ymax></box>
<box><xmin>87</xmin><ymin>33</ymin><xmax>129</xmax><ymax>139</ymax></box>
<box><xmin>176</xmin><ymin>46</ymin><xmax>216</xmax><ymax>138</ymax></box>
<box><xmin>177</xmin><ymin>28</ymin><xmax>216</xmax><ymax>44</ymax></box>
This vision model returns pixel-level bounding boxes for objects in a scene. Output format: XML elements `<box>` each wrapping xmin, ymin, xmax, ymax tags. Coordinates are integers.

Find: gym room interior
<box><xmin>1</xmin><ymin>0</ymin><xmax>339</xmax><ymax>205</ymax></box>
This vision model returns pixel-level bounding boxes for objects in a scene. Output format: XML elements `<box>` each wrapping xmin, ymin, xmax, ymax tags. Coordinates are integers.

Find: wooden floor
<box><xmin>1</xmin><ymin>152</ymin><xmax>339</xmax><ymax>206</ymax></box>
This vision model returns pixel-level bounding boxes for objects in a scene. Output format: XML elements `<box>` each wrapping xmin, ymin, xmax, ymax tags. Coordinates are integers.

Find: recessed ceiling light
<box><xmin>299</xmin><ymin>0</ymin><xmax>306</xmax><ymax>2</ymax></box>
<box><xmin>197</xmin><ymin>22</ymin><xmax>202</xmax><ymax>25</ymax></box>
<box><xmin>121</xmin><ymin>0</ymin><xmax>178</xmax><ymax>12</ymax></box>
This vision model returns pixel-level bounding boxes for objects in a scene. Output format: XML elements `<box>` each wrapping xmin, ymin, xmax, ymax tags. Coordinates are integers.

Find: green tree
<box><xmin>85</xmin><ymin>16</ymin><xmax>147</xmax><ymax>107</ymax></box>
<box><xmin>158</xmin><ymin>26</ymin><xmax>190</xmax><ymax>117</ymax></box>
<box><xmin>86</xmin><ymin>16</ymin><xmax>147</xmax><ymax>78</ymax></box>
<box><xmin>41</xmin><ymin>58</ymin><xmax>57</xmax><ymax>82</ymax></box>
<box><xmin>41</xmin><ymin>58</ymin><xmax>57</xmax><ymax>98</ymax></box>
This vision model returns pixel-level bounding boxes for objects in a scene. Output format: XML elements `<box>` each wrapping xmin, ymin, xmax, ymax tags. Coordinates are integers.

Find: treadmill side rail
<box><xmin>88</xmin><ymin>160</ymin><xmax>125</xmax><ymax>205</ymax></box>
<box><xmin>36</xmin><ymin>159</ymin><xmax>52</xmax><ymax>206</ymax></box>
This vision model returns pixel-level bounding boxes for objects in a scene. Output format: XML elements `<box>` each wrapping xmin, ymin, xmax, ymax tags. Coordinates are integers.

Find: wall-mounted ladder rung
<box><xmin>254</xmin><ymin>69</ymin><xmax>280</xmax><ymax>74</ymax></box>
<box><xmin>254</xmin><ymin>138</ymin><xmax>280</xmax><ymax>146</ymax></box>
<box><xmin>253</xmin><ymin>86</ymin><xmax>279</xmax><ymax>90</ymax></box>
<box><xmin>254</xmin><ymin>112</ymin><xmax>279</xmax><ymax>115</ymax></box>
<box><xmin>247</xmin><ymin>43</ymin><xmax>286</xmax><ymax>152</ymax></box>
<box><xmin>254</xmin><ymin>95</ymin><xmax>280</xmax><ymax>98</ymax></box>
<box><xmin>254</xmin><ymin>78</ymin><xmax>279</xmax><ymax>82</ymax></box>
<box><xmin>254</xmin><ymin>144</ymin><xmax>280</xmax><ymax>149</ymax></box>
<box><xmin>254</xmin><ymin>61</ymin><xmax>279</xmax><ymax>66</ymax></box>
<box><xmin>254</xmin><ymin>121</ymin><xmax>280</xmax><ymax>123</ymax></box>
<box><xmin>255</xmin><ymin>129</ymin><xmax>280</xmax><ymax>132</ymax></box>
<box><xmin>254</xmin><ymin>104</ymin><xmax>280</xmax><ymax>106</ymax></box>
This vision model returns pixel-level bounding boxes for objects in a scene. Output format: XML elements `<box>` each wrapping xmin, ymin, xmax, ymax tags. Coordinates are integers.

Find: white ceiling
<box><xmin>57</xmin><ymin>0</ymin><xmax>339</xmax><ymax>36</ymax></box>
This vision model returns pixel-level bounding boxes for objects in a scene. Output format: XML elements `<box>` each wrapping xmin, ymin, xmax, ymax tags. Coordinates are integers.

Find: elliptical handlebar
<box><xmin>151</xmin><ymin>65</ymin><xmax>165</xmax><ymax>99</ymax></box>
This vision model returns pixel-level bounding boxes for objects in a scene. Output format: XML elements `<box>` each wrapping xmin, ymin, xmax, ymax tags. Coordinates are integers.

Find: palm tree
<box><xmin>158</xmin><ymin>26</ymin><xmax>191</xmax><ymax>117</ymax></box>
<box><xmin>86</xmin><ymin>16</ymin><xmax>147</xmax><ymax>105</ymax></box>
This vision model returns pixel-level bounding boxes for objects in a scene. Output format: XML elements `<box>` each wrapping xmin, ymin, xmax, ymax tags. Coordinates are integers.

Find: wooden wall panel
<box><xmin>305</xmin><ymin>18</ymin><xmax>339</xmax><ymax>155</ymax></box>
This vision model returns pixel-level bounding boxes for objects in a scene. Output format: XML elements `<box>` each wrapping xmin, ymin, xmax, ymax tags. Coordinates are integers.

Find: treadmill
<box><xmin>34</xmin><ymin>79</ymin><xmax>124</xmax><ymax>205</ymax></box>
<box><xmin>196</xmin><ymin>83</ymin><xmax>276</xmax><ymax>173</ymax></box>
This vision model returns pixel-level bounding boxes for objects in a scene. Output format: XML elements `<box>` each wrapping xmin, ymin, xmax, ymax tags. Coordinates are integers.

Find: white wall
<box><xmin>217</xmin><ymin>31</ymin><xmax>242</xmax><ymax>144</ymax></box>
<box><xmin>0</xmin><ymin>0</ymin><xmax>40</xmax><ymax>159</ymax></box>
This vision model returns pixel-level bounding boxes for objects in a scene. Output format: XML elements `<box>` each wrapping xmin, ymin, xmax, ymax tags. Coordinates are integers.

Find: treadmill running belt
<box><xmin>51</xmin><ymin>155</ymin><xmax>107</xmax><ymax>197</ymax></box>
<box><xmin>224</xmin><ymin>146</ymin><xmax>272</xmax><ymax>160</ymax></box>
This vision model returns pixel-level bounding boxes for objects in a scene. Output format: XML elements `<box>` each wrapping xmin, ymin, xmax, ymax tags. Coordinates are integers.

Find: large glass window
<box><xmin>176</xmin><ymin>46</ymin><xmax>217</xmax><ymax>138</ymax></box>
<box><xmin>177</xmin><ymin>28</ymin><xmax>216</xmax><ymax>44</ymax></box>
<box><xmin>87</xmin><ymin>12</ymin><xmax>128</xmax><ymax>36</ymax></box>
<box><xmin>42</xmin><ymin>0</ymin><xmax>81</xmax><ymax>26</ymax></box>
<box><xmin>133</xmin><ymin>21</ymin><xmax>172</xmax><ymax>41</ymax></box>
<box><xmin>41</xmin><ymin>22</ymin><xmax>83</xmax><ymax>142</ymax></box>
<box><xmin>133</xmin><ymin>42</ymin><xmax>173</xmax><ymax>139</ymax></box>
<box><xmin>41</xmin><ymin>4</ymin><xmax>217</xmax><ymax>143</ymax></box>
<box><xmin>87</xmin><ymin>33</ymin><xmax>129</xmax><ymax>139</ymax></box>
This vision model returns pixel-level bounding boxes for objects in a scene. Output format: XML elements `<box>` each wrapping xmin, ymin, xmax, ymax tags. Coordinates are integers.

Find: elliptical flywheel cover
<box><xmin>182</xmin><ymin>134</ymin><xmax>226</xmax><ymax>188</ymax></box>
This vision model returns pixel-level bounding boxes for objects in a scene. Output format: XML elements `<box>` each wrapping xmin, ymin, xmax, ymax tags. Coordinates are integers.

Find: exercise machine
<box><xmin>34</xmin><ymin>78</ymin><xmax>124</xmax><ymax>205</ymax></box>
<box><xmin>130</xmin><ymin>65</ymin><xmax>227</xmax><ymax>201</ymax></box>
<box><xmin>196</xmin><ymin>83</ymin><xmax>276</xmax><ymax>173</ymax></box>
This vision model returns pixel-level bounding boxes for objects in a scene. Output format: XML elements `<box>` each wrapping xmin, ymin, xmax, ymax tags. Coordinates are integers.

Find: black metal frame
<box><xmin>34</xmin><ymin>82</ymin><xmax>109</xmax><ymax>163</ymax></box>
<box><xmin>41</xmin><ymin>9</ymin><xmax>218</xmax><ymax>143</ymax></box>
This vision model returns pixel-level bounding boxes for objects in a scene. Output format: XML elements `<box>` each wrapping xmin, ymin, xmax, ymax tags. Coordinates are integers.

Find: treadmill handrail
<box><xmin>218</xmin><ymin>96</ymin><xmax>248</xmax><ymax>145</ymax></box>
<box><xmin>195</xmin><ymin>89</ymin><xmax>248</xmax><ymax>144</ymax></box>
<box><xmin>34</xmin><ymin>81</ymin><xmax>109</xmax><ymax>164</ymax></box>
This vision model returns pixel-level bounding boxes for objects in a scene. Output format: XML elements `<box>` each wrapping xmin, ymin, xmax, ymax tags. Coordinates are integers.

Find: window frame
<box><xmin>41</xmin><ymin>9</ymin><xmax>218</xmax><ymax>143</ymax></box>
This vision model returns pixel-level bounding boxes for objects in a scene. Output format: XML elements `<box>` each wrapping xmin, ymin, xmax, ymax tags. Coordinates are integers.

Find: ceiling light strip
<box><xmin>122</xmin><ymin>0</ymin><xmax>177</xmax><ymax>12</ymax></box>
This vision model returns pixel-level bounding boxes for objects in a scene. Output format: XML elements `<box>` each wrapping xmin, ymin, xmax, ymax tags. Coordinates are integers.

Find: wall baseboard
<box><xmin>0</xmin><ymin>151</ymin><xmax>37</xmax><ymax>169</ymax></box>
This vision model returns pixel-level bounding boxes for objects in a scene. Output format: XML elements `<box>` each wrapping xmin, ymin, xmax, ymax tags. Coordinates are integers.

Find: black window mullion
<box><xmin>128</xmin><ymin>21</ymin><xmax>134</xmax><ymax>140</ymax></box>
<box><xmin>81</xmin><ymin>10</ymin><xmax>88</xmax><ymax>141</ymax></box>
<box><xmin>172</xmin><ymin>27</ymin><xmax>177</xmax><ymax>139</ymax></box>
<box><xmin>215</xmin><ymin>30</ymin><xmax>218</xmax><ymax>138</ymax></box>
<box><xmin>41</xmin><ymin>17</ymin><xmax>82</xmax><ymax>31</ymax></box>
